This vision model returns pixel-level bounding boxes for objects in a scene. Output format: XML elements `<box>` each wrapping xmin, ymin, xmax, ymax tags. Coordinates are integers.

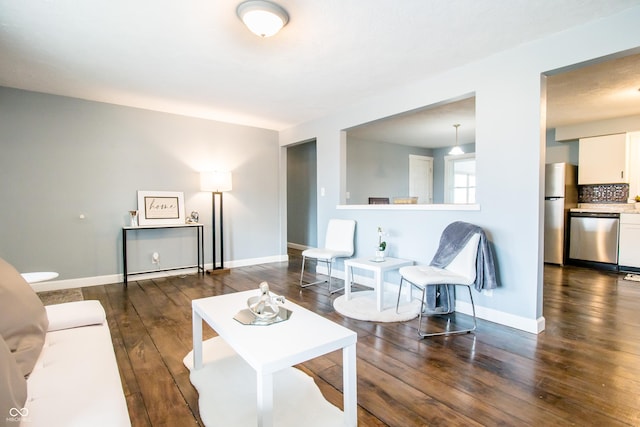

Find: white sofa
<box><xmin>22</xmin><ymin>300</ymin><xmax>131</xmax><ymax>427</ymax></box>
<box><xmin>1</xmin><ymin>257</ymin><xmax>130</xmax><ymax>427</ymax></box>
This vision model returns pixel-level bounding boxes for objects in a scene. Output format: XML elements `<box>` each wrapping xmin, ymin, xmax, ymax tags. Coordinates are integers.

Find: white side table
<box><xmin>21</xmin><ymin>272</ymin><xmax>59</xmax><ymax>284</ymax></box>
<box><xmin>344</xmin><ymin>257</ymin><xmax>413</xmax><ymax>311</ymax></box>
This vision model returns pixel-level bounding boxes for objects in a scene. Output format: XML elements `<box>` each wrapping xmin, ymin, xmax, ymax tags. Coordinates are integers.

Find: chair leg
<box><xmin>299</xmin><ymin>256</ymin><xmax>307</xmax><ymax>287</ymax></box>
<box><xmin>417</xmin><ymin>284</ymin><xmax>477</xmax><ymax>338</ymax></box>
<box><xmin>300</xmin><ymin>257</ymin><xmax>345</xmax><ymax>294</ymax></box>
<box><xmin>395</xmin><ymin>277</ymin><xmax>405</xmax><ymax>313</ymax></box>
<box><xmin>466</xmin><ymin>286</ymin><xmax>478</xmax><ymax>333</ymax></box>
<box><xmin>328</xmin><ymin>259</ymin><xmax>346</xmax><ymax>294</ymax></box>
<box><xmin>417</xmin><ymin>286</ymin><xmax>426</xmax><ymax>335</ymax></box>
<box><xmin>300</xmin><ymin>256</ymin><xmax>328</xmax><ymax>289</ymax></box>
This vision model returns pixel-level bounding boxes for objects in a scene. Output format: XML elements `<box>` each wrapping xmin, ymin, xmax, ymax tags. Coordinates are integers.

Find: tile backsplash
<box><xmin>578</xmin><ymin>183</ymin><xmax>629</xmax><ymax>203</ymax></box>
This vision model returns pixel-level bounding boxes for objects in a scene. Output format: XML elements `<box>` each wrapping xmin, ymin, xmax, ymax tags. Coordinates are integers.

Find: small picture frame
<box><xmin>137</xmin><ymin>191</ymin><xmax>185</xmax><ymax>225</ymax></box>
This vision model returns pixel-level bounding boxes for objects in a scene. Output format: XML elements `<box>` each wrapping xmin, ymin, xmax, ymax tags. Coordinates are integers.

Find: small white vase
<box><xmin>129</xmin><ymin>210</ymin><xmax>138</xmax><ymax>227</ymax></box>
<box><xmin>374</xmin><ymin>250</ymin><xmax>385</xmax><ymax>261</ymax></box>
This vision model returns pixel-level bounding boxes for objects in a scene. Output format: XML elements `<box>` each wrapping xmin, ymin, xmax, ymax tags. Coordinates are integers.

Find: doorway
<box><xmin>409</xmin><ymin>155</ymin><xmax>433</xmax><ymax>204</ymax></box>
<box><xmin>286</xmin><ymin>140</ymin><xmax>318</xmax><ymax>250</ymax></box>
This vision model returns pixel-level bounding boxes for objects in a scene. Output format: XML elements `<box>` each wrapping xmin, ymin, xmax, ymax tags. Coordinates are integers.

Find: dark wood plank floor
<box><xmin>77</xmin><ymin>251</ymin><xmax>640</xmax><ymax>426</ymax></box>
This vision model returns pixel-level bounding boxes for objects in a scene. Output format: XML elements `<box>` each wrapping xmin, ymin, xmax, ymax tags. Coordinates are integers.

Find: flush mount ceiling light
<box><xmin>448</xmin><ymin>124</ymin><xmax>464</xmax><ymax>156</ymax></box>
<box><xmin>236</xmin><ymin>0</ymin><xmax>289</xmax><ymax>37</ymax></box>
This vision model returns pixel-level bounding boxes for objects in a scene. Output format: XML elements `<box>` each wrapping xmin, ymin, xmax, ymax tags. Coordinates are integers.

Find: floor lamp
<box><xmin>200</xmin><ymin>171</ymin><xmax>232</xmax><ymax>275</ymax></box>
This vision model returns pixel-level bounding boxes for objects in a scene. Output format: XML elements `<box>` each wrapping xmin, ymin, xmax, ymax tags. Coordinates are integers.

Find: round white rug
<box><xmin>333</xmin><ymin>291</ymin><xmax>421</xmax><ymax>322</ymax></box>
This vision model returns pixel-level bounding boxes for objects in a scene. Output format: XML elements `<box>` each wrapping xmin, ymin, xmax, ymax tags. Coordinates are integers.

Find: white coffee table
<box><xmin>344</xmin><ymin>257</ymin><xmax>413</xmax><ymax>311</ymax></box>
<box><xmin>192</xmin><ymin>290</ymin><xmax>358</xmax><ymax>427</ymax></box>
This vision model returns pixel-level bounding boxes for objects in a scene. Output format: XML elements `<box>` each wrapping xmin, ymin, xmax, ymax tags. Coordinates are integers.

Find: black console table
<box><xmin>122</xmin><ymin>223</ymin><xmax>204</xmax><ymax>286</ymax></box>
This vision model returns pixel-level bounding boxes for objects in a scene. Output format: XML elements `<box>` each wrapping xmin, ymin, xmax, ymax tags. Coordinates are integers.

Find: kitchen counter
<box><xmin>570</xmin><ymin>203</ymin><xmax>640</xmax><ymax>214</ymax></box>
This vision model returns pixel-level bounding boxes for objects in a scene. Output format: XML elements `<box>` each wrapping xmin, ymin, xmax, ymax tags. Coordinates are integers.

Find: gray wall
<box><xmin>0</xmin><ymin>87</ymin><xmax>281</xmax><ymax>283</ymax></box>
<box><xmin>286</xmin><ymin>141</ymin><xmax>317</xmax><ymax>247</ymax></box>
<box><xmin>346</xmin><ymin>138</ymin><xmax>432</xmax><ymax>204</ymax></box>
<box><xmin>545</xmin><ymin>128</ymin><xmax>579</xmax><ymax>165</ymax></box>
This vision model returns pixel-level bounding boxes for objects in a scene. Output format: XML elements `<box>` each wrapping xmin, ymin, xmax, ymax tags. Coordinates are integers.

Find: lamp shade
<box><xmin>237</xmin><ymin>0</ymin><xmax>289</xmax><ymax>37</ymax></box>
<box><xmin>448</xmin><ymin>146</ymin><xmax>464</xmax><ymax>156</ymax></box>
<box><xmin>200</xmin><ymin>171</ymin><xmax>232</xmax><ymax>192</ymax></box>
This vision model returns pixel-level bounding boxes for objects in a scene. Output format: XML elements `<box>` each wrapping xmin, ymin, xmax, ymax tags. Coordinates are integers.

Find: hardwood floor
<box><xmin>77</xmin><ymin>252</ymin><xmax>640</xmax><ymax>426</ymax></box>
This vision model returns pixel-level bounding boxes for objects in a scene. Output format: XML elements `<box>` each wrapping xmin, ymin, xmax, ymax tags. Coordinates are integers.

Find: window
<box><xmin>444</xmin><ymin>154</ymin><xmax>476</xmax><ymax>204</ymax></box>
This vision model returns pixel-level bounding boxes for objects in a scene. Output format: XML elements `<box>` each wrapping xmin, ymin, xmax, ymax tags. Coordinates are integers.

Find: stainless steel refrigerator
<box><xmin>544</xmin><ymin>163</ymin><xmax>578</xmax><ymax>265</ymax></box>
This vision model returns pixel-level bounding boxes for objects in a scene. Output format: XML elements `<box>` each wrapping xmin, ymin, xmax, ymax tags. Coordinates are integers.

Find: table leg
<box><xmin>343</xmin><ymin>343</ymin><xmax>357</xmax><ymax>427</ymax></box>
<box><xmin>257</xmin><ymin>372</ymin><xmax>274</xmax><ymax>427</ymax></box>
<box><xmin>122</xmin><ymin>228</ymin><xmax>128</xmax><ymax>287</ymax></box>
<box><xmin>375</xmin><ymin>270</ymin><xmax>383</xmax><ymax>311</ymax></box>
<box><xmin>192</xmin><ymin>309</ymin><xmax>203</xmax><ymax>370</ymax></box>
<box><xmin>345</xmin><ymin>265</ymin><xmax>353</xmax><ymax>301</ymax></box>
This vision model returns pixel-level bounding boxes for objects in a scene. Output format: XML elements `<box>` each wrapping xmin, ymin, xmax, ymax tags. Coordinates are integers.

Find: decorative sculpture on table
<box><xmin>234</xmin><ymin>281</ymin><xmax>290</xmax><ymax>325</ymax></box>
<box><xmin>247</xmin><ymin>282</ymin><xmax>285</xmax><ymax>320</ymax></box>
<box><xmin>187</xmin><ymin>211</ymin><xmax>199</xmax><ymax>224</ymax></box>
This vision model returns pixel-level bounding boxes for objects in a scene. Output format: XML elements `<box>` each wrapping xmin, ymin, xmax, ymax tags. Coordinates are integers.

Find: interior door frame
<box><xmin>409</xmin><ymin>154</ymin><xmax>434</xmax><ymax>204</ymax></box>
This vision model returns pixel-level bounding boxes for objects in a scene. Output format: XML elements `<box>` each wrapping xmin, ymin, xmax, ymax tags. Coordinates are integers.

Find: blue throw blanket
<box><xmin>425</xmin><ymin>221</ymin><xmax>498</xmax><ymax>310</ymax></box>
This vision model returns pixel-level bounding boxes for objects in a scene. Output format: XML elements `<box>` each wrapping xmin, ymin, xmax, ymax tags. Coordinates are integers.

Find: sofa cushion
<box><xmin>0</xmin><ymin>335</ymin><xmax>27</xmax><ymax>423</ymax></box>
<box><xmin>26</xmin><ymin>323</ymin><xmax>131</xmax><ymax>427</ymax></box>
<box><xmin>45</xmin><ymin>300</ymin><xmax>106</xmax><ymax>332</ymax></box>
<box><xmin>0</xmin><ymin>257</ymin><xmax>49</xmax><ymax>378</ymax></box>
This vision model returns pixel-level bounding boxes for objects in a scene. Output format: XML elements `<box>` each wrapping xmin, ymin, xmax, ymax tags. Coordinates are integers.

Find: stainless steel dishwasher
<box><xmin>569</xmin><ymin>212</ymin><xmax>620</xmax><ymax>265</ymax></box>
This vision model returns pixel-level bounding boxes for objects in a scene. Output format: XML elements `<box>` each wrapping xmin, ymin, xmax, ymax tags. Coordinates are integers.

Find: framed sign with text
<box><xmin>137</xmin><ymin>191</ymin><xmax>186</xmax><ymax>225</ymax></box>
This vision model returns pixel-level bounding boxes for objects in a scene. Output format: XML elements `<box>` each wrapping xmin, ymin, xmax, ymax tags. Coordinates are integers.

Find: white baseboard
<box><xmin>32</xmin><ymin>274</ymin><xmax>126</xmax><ymax>292</ymax></box>
<box><xmin>32</xmin><ymin>254</ymin><xmax>290</xmax><ymax>293</ymax></box>
<box><xmin>225</xmin><ymin>254</ymin><xmax>289</xmax><ymax>268</ymax></box>
<box><xmin>287</xmin><ymin>243</ymin><xmax>310</xmax><ymax>251</ymax></box>
<box><xmin>455</xmin><ymin>300</ymin><xmax>545</xmax><ymax>334</ymax></box>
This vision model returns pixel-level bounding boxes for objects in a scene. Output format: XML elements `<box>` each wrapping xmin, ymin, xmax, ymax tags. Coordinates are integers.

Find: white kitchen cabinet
<box><xmin>627</xmin><ymin>132</ymin><xmax>640</xmax><ymax>200</ymax></box>
<box><xmin>619</xmin><ymin>213</ymin><xmax>640</xmax><ymax>268</ymax></box>
<box><xmin>578</xmin><ymin>133</ymin><xmax>628</xmax><ymax>184</ymax></box>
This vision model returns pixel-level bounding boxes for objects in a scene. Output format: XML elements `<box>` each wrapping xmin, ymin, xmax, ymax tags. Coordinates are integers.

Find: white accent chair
<box><xmin>397</xmin><ymin>232</ymin><xmax>480</xmax><ymax>338</ymax></box>
<box><xmin>299</xmin><ymin>219</ymin><xmax>356</xmax><ymax>294</ymax></box>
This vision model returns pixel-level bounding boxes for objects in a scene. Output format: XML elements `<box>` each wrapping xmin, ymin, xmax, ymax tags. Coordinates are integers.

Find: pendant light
<box><xmin>237</xmin><ymin>0</ymin><xmax>289</xmax><ymax>37</ymax></box>
<box><xmin>448</xmin><ymin>124</ymin><xmax>464</xmax><ymax>156</ymax></box>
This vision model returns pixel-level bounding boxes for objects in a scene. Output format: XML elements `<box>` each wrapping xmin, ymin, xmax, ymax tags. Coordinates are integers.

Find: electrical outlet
<box><xmin>152</xmin><ymin>252</ymin><xmax>160</xmax><ymax>264</ymax></box>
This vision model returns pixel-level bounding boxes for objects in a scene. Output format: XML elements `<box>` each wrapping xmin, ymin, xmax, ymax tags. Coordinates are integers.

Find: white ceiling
<box><xmin>1</xmin><ymin>0</ymin><xmax>639</xmax><ymax>139</ymax></box>
<box><xmin>546</xmin><ymin>53</ymin><xmax>640</xmax><ymax>128</ymax></box>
